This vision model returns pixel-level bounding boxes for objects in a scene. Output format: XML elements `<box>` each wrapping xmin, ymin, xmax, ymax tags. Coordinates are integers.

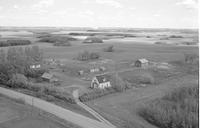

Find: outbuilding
<box><xmin>91</xmin><ymin>74</ymin><xmax>111</xmax><ymax>89</ymax></box>
<box><xmin>134</xmin><ymin>58</ymin><xmax>149</xmax><ymax>67</ymax></box>
<box><xmin>41</xmin><ymin>72</ymin><xmax>58</xmax><ymax>83</ymax></box>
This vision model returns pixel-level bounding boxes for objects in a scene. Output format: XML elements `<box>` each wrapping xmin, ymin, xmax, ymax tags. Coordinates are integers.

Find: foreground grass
<box><xmin>139</xmin><ymin>85</ymin><xmax>199</xmax><ymax>128</ymax></box>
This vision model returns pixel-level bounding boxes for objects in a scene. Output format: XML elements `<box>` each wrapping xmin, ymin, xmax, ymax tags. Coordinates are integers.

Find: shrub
<box><xmin>103</xmin><ymin>45</ymin><xmax>114</xmax><ymax>52</ymax></box>
<box><xmin>184</xmin><ymin>53</ymin><xmax>198</xmax><ymax>64</ymax></box>
<box><xmin>25</xmin><ymin>68</ymin><xmax>46</xmax><ymax>78</ymax></box>
<box><xmin>111</xmin><ymin>75</ymin><xmax>128</xmax><ymax>92</ymax></box>
<box><xmin>154</xmin><ymin>41</ymin><xmax>167</xmax><ymax>45</ymax></box>
<box><xmin>7</xmin><ymin>73</ymin><xmax>28</xmax><ymax>88</ymax></box>
<box><xmin>77</xmin><ymin>51</ymin><xmax>100</xmax><ymax>61</ymax></box>
<box><xmin>139</xmin><ymin>86</ymin><xmax>198</xmax><ymax>128</ymax></box>
<box><xmin>79</xmin><ymin>88</ymin><xmax>115</xmax><ymax>102</ymax></box>
<box><xmin>53</xmin><ymin>42</ymin><xmax>71</xmax><ymax>46</ymax></box>
<box><xmin>169</xmin><ymin>35</ymin><xmax>183</xmax><ymax>38</ymax></box>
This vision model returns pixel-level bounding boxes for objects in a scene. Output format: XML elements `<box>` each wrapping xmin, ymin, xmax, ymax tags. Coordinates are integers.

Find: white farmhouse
<box><xmin>91</xmin><ymin>74</ymin><xmax>111</xmax><ymax>89</ymax></box>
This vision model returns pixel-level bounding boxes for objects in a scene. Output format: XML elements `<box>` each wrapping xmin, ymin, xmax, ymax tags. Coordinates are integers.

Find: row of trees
<box><xmin>139</xmin><ymin>86</ymin><xmax>198</xmax><ymax>128</ymax></box>
<box><xmin>0</xmin><ymin>40</ymin><xmax>31</xmax><ymax>47</ymax></box>
<box><xmin>0</xmin><ymin>46</ymin><xmax>44</xmax><ymax>84</ymax></box>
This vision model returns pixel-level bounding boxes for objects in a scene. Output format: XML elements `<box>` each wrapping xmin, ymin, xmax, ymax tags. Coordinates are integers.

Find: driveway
<box><xmin>0</xmin><ymin>87</ymin><xmax>116</xmax><ymax>128</ymax></box>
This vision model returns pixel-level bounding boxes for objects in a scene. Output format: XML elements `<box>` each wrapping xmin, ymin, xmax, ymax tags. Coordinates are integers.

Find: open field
<box><xmin>0</xmin><ymin>28</ymin><xmax>198</xmax><ymax>128</ymax></box>
<box><xmin>0</xmin><ymin>94</ymin><xmax>80</xmax><ymax>128</ymax></box>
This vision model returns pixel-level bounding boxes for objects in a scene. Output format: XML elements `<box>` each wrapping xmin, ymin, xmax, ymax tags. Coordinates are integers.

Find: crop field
<box><xmin>0</xmin><ymin>28</ymin><xmax>198</xmax><ymax>128</ymax></box>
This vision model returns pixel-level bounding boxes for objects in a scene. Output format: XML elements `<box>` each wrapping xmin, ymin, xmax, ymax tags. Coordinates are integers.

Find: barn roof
<box><xmin>137</xmin><ymin>58</ymin><xmax>149</xmax><ymax>63</ymax></box>
<box><xmin>95</xmin><ymin>74</ymin><xmax>111</xmax><ymax>84</ymax></box>
<box><xmin>41</xmin><ymin>72</ymin><xmax>54</xmax><ymax>79</ymax></box>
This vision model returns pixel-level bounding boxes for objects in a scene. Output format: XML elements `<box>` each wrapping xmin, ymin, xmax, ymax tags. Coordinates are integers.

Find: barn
<box><xmin>134</xmin><ymin>58</ymin><xmax>149</xmax><ymax>67</ymax></box>
<box><xmin>41</xmin><ymin>72</ymin><xmax>58</xmax><ymax>83</ymax></box>
<box><xmin>91</xmin><ymin>74</ymin><xmax>111</xmax><ymax>89</ymax></box>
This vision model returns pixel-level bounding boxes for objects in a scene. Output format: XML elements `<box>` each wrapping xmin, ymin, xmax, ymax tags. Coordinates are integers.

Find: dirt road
<box><xmin>0</xmin><ymin>87</ymin><xmax>116</xmax><ymax>128</ymax></box>
<box><xmin>73</xmin><ymin>89</ymin><xmax>115</xmax><ymax>127</ymax></box>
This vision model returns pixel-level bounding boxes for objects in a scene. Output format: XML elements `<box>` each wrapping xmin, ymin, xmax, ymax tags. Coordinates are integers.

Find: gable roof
<box><xmin>41</xmin><ymin>72</ymin><xmax>54</xmax><ymax>79</ymax></box>
<box><xmin>95</xmin><ymin>74</ymin><xmax>111</xmax><ymax>84</ymax></box>
<box><xmin>137</xmin><ymin>58</ymin><xmax>148</xmax><ymax>63</ymax></box>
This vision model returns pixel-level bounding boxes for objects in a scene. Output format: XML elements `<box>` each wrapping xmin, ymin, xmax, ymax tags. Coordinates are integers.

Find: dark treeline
<box><xmin>0</xmin><ymin>40</ymin><xmax>31</xmax><ymax>47</ymax></box>
<box><xmin>0</xmin><ymin>46</ymin><xmax>43</xmax><ymax>84</ymax></box>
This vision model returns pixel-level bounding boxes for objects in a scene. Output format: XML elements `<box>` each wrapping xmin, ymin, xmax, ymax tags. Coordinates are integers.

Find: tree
<box><xmin>0</xmin><ymin>49</ymin><xmax>6</xmax><ymax>63</ymax></box>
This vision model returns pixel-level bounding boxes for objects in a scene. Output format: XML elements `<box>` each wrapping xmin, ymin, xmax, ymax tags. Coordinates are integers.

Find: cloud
<box><xmin>95</xmin><ymin>0</ymin><xmax>123</xmax><ymax>8</ymax></box>
<box><xmin>153</xmin><ymin>14</ymin><xmax>160</xmax><ymax>17</ymax></box>
<box><xmin>32</xmin><ymin>0</ymin><xmax>54</xmax><ymax>9</ymax></box>
<box><xmin>83</xmin><ymin>10</ymin><xmax>94</xmax><ymax>15</ymax></box>
<box><xmin>31</xmin><ymin>0</ymin><xmax>54</xmax><ymax>14</ymax></box>
<box><xmin>13</xmin><ymin>5</ymin><xmax>20</xmax><ymax>9</ymax></box>
<box><xmin>176</xmin><ymin>0</ymin><xmax>198</xmax><ymax>9</ymax></box>
<box><xmin>129</xmin><ymin>7</ymin><xmax>136</xmax><ymax>10</ymax></box>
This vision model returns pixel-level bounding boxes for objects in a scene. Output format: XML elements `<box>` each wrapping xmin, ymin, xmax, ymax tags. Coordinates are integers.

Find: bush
<box><xmin>103</xmin><ymin>45</ymin><xmax>114</xmax><ymax>52</ymax></box>
<box><xmin>154</xmin><ymin>41</ymin><xmax>167</xmax><ymax>45</ymax></box>
<box><xmin>53</xmin><ymin>42</ymin><xmax>71</xmax><ymax>46</ymax></box>
<box><xmin>28</xmin><ymin>84</ymin><xmax>76</xmax><ymax>104</ymax></box>
<box><xmin>111</xmin><ymin>75</ymin><xmax>129</xmax><ymax>92</ymax></box>
<box><xmin>79</xmin><ymin>88</ymin><xmax>116</xmax><ymax>102</ymax></box>
<box><xmin>77</xmin><ymin>51</ymin><xmax>100</xmax><ymax>61</ymax></box>
<box><xmin>7</xmin><ymin>73</ymin><xmax>28</xmax><ymax>88</ymax></box>
<box><xmin>184</xmin><ymin>53</ymin><xmax>198</xmax><ymax>64</ymax></box>
<box><xmin>25</xmin><ymin>68</ymin><xmax>46</xmax><ymax>78</ymax></box>
<box><xmin>169</xmin><ymin>35</ymin><xmax>183</xmax><ymax>38</ymax></box>
<box><xmin>139</xmin><ymin>86</ymin><xmax>198</xmax><ymax>128</ymax></box>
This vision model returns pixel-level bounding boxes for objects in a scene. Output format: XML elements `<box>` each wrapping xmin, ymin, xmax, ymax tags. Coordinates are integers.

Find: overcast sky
<box><xmin>0</xmin><ymin>0</ymin><xmax>198</xmax><ymax>28</ymax></box>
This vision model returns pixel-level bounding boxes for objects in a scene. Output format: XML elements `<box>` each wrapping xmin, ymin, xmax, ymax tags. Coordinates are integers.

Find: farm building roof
<box><xmin>41</xmin><ymin>72</ymin><xmax>54</xmax><ymax>80</ymax></box>
<box><xmin>95</xmin><ymin>74</ymin><xmax>111</xmax><ymax>84</ymax></box>
<box><xmin>137</xmin><ymin>58</ymin><xmax>149</xmax><ymax>63</ymax></box>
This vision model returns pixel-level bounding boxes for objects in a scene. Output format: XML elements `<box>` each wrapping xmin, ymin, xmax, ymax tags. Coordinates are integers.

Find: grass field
<box><xmin>0</xmin><ymin>95</ymin><xmax>80</xmax><ymax>128</ymax></box>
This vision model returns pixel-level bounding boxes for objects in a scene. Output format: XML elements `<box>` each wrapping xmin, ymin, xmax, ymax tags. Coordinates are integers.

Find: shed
<box><xmin>91</xmin><ymin>74</ymin><xmax>111</xmax><ymax>89</ymax></box>
<box><xmin>41</xmin><ymin>72</ymin><xmax>58</xmax><ymax>82</ymax></box>
<box><xmin>134</xmin><ymin>58</ymin><xmax>149</xmax><ymax>67</ymax></box>
<box><xmin>90</xmin><ymin>68</ymin><xmax>100</xmax><ymax>73</ymax></box>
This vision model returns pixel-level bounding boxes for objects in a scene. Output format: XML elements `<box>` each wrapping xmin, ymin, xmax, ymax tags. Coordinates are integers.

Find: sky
<box><xmin>0</xmin><ymin>0</ymin><xmax>198</xmax><ymax>28</ymax></box>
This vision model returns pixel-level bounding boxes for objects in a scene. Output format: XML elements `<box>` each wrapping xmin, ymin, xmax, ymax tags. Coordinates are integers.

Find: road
<box><xmin>73</xmin><ymin>90</ymin><xmax>115</xmax><ymax>127</ymax></box>
<box><xmin>0</xmin><ymin>87</ymin><xmax>116</xmax><ymax>128</ymax></box>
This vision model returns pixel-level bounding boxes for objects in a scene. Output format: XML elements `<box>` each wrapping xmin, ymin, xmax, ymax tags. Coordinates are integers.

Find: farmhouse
<box><xmin>30</xmin><ymin>63</ymin><xmax>41</xmax><ymax>69</ymax></box>
<box><xmin>91</xmin><ymin>74</ymin><xmax>111</xmax><ymax>89</ymax></box>
<box><xmin>134</xmin><ymin>58</ymin><xmax>149</xmax><ymax>67</ymax></box>
<box><xmin>90</xmin><ymin>68</ymin><xmax>100</xmax><ymax>73</ymax></box>
<box><xmin>41</xmin><ymin>72</ymin><xmax>58</xmax><ymax>82</ymax></box>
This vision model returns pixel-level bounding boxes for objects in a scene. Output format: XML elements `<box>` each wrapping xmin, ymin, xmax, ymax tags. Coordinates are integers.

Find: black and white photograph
<box><xmin>0</xmin><ymin>0</ymin><xmax>199</xmax><ymax>128</ymax></box>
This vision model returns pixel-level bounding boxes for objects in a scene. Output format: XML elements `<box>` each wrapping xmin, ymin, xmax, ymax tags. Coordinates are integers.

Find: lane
<box><xmin>0</xmin><ymin>87</ymin><xmax>116</xmax><ymax>128</ymax></box>
<box><xmin>73</xmin><ymin>89</ymin><xmax>115</xmax><ymax>127</ymax></box>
